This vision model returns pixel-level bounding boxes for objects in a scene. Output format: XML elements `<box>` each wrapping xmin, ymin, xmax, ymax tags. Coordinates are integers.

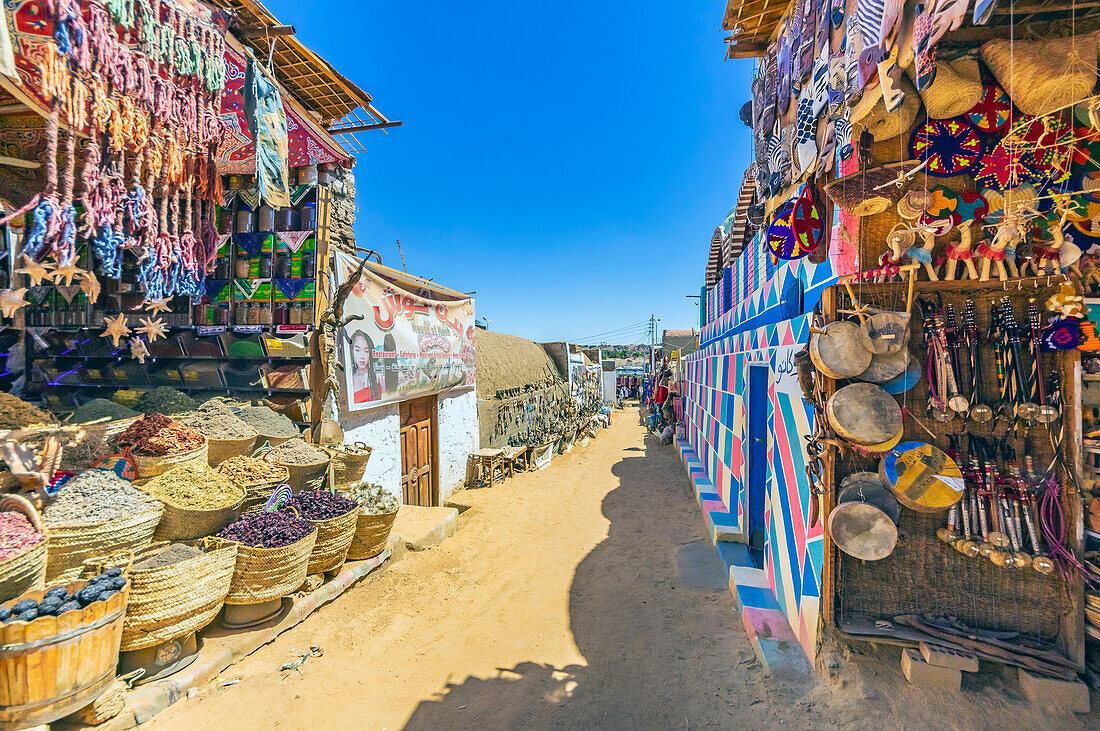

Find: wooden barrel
<box><xmin>0</xmin><ymin>581</ymin><xmax>128</xmax><ymax>730</ymax></box>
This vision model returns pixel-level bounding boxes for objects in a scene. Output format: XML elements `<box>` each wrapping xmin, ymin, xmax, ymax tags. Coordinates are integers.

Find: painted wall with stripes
<box><xmin>684</xmin><ymin>227</ymin><xmax>857</xmax><ymax>659</ymax></box>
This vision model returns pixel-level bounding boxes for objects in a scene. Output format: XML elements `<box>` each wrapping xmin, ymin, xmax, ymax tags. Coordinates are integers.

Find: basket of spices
<box><xmin>0</xmin><ymin>569</ymin><xmax>129</xmax><ymax>729</ymax></box>
<box><xmin>262</xmin><ymin>438</ymin><xmax>330</xmax><ymax>492</ymax></box>
<box><xmin>70</xmin><ymin>399</ymin><xmax>141</xmax><ymax>442</ymax></box>
<box><xmin>85</xmin><ymin>542</ymin><xmax>238</xmax><ymax>652</ymax></box>
<box><xmin>42</xmin><ymin>470</ymin><xmax>163</xmax><ymax>584</ymax></box>
<box><xmin>141</xmin><ymin>465</ymin><xmax>246</xmax><ymax>541</ymax></box>
<box><xmin>217</xmin><ymin>456</ymin><xmax>290</xmax><ymax>513</ymax></box>
<box><xmin>343</xmin><ymin>482</ymin><xmax>400</xmax><ymax>561</ymax></box>
<box><xmin>214</xmin><ymin>511</ymin><xmax>317</xmax><ymax>605</ymax></box>
<box><xmin>286</xmin><ymin>491</ymin><xmax>360</xmax><ymax>574</ymax></box>
<box><xmin>0</xmin><ymin>495</ymin><xmax>47</xmax><ymax>601</ymax></box>
<box><xmin>237</xmin><ymin>405</ymin><xmax>300</xmax><ymax>447</ymax></box>
<box><xmin>181</xmin><ymin>401</ymin><xmax>258</xmax><ymax>466</ymax></box>
<box><xmin>323</xmin><ymin>442</ymin><xmax>373</xmax><ymax>491</ymax></box>
<box><xmin>111</xmin><ymin>414</ymin><xmax>208</xmax><ymax>479</ymax></box>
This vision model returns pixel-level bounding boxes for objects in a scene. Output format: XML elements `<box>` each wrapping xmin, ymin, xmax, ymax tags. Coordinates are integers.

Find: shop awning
<box><xmin>722</xmin><ymin>0</ymin><xmax>791</xmax><ymax>59</ymax></box>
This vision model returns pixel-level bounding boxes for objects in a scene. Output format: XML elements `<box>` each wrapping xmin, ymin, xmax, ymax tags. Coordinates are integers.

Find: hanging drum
<box><xmin>810</xmin><ymin>321</ymin><xmax>873</xmax><ymax>379</ymax></box>
<box><xmin>879</xmin><ymin>441</ymin><xmax>965</xmax><ymax>512</ymax></box>
<box><xmin>829</xmin><ymin>474</ymin><xmax>901</xmax><ymax>560</ymax></box>
<box><xmin>826</xmin><ymin>383</ymin><xmax>903</xmax><ymax>447</ymax></box>
<box><xmin>857</xmin><ymin>310</ymin><xmax>911</xmax><ymax>355</ymax></box>
<box><xmin>880</xmin><ymin>361</ymin><xmax>922</xmax><ymax>394</ymax></box>
<box><xmin>857</xmin><ymin>347</ymin><xmax>910</xmax><ymax>384</ymax></box>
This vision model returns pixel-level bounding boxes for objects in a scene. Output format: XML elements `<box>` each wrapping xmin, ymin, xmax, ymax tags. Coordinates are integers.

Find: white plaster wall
<box><xmin>438</xmin><ymin>388</ymin><xmax>479</xmax><ymax>500</ymax></box>
<box><xmin>602</xmin><ymin>371</ymin><xmax>617</xmax><ymax>402</ymax></box>
<box><xmin>340</xmin><ymin>403</ymin><xmax>402</xmax><ymax>500</ymax></box>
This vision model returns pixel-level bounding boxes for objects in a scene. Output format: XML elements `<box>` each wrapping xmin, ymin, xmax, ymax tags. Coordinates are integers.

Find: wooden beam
<box><xmin>330</xmin><ymin>120</ymin><xmax>404</xmax><ymax>135</ymax></box>
<box><xmin>236</xmin><ymin>24</ymin><xmax>296</xmax><ymax>38</ymax></box>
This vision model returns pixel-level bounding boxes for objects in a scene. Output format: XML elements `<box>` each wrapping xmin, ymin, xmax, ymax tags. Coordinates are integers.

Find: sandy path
<box><xmin>146</xmin><ymin>410</ymin><xmax>1097</xmax><ymax>730</ymax></box>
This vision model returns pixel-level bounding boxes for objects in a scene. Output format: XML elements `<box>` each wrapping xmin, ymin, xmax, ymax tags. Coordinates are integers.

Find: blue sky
<box><xmin>265</xmin><ymin>0</ymin><xmax>754</xmax><ymax>343</ymax></box>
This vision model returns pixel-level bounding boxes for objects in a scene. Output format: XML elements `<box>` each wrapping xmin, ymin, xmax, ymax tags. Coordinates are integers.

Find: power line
<box><xmin>574</xmin><ymin>320</ymin><xmax>650</xmax><ymax>342</ymax></box>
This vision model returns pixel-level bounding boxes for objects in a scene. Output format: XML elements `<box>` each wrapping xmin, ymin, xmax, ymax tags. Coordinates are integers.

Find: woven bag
<box><xmin>44</xmin><ymin>504</ymin><xmax>164</xmax><ymax>584</ymax></box>
<box><xmin>150</xmin><ymin>492</ymin><xmax>246</xmax><ymax>542</ymax></box>
<box><xmin>303</xmin><ymin>505</ymin><xmax>360</xmax><ymax>574</ymax></box>
<box><xmin>206</xmin><ymin>434</ymin><xmax>258</xmax><ymax>467</ymax></box>
<box><xmin>217</xmin><ymin>528</ymin><xmax>317</xmax><ymax>605</ymax></box>
<box><xmin>132</xmin><ymin>442</ymin><xmax>209</xmax><ymax>480</ymax></box>
<box><xmin>323</xmin><ymin>444</ymin><xmax>372</xmax><ymax>492</ymax></box>
<box><xmin>912</xmin><ymin>57</ymin><xmax>982</xmax><ymax>119</ymax></box>
<box><xmin>981</xmin><ymin>34</ymin><xmax>1098</xmax><ymax>117</ymax></box>
<box><xmin>86</xmin><ymin>541</ymin><xmax>239</xmax><ymax>652</ymax></box>
<box><xmin>345</xmin><ymin>509</ymin><xmax>398</xmax><ymax>561</ymax></box>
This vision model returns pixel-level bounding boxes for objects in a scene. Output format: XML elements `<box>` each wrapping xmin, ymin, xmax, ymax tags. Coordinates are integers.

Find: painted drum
<box><xmin>858</xmin><ymin>347</ymin><xmax>910</xmax><ymax>384</ymax></box>
<box><xmin>829</xmin><ymin>501</ymin><xmax>899</xmax><ymax>560</ymax></box>
<box><xmin>879</xmin><ymin>441</ymin><xmax>966</xmax><ymax>512</ymax></box>
<box><xmin>810</xmin><ymin>321</ymin><xmax>873</xmax><ymax>379</ymax></box>
<box><xmin>827</xmin><ymin>383</ymin><xmax>903</xmax><ymax>446</ymax></box>
<box><xmin>880</xmin><ymin>361</ymin><xmax>922</xmax><ymax>394</ymax></box>
<box><xmin>857</xmin><ymin>310</ymin><xmax>911</xmax><ymax>355</ymax></box>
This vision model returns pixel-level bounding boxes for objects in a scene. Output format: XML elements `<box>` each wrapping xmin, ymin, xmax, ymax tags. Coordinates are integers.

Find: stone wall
<box><xmin>327</xmin><ymin>163</ymin><xmax>358</xmax><ymax>255</ymax></box>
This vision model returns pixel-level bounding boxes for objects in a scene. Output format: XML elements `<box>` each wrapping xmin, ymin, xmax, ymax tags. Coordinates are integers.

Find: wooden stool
<box><xmin>471</xmin><ymin>448</ymin><xmax>505</xmax><ymax>487</ymax></box>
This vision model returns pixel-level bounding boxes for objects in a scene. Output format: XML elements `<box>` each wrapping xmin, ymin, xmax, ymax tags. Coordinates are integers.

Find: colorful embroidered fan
<box><xmin>789</xmin><ymin>185</ymin><xmax>825</xmax><ymax>259</ymax></box>
<box><xmin>966</xmin><ymin>83</ymin><xmax>1012</xmax><ymax>133</ymax></box>
<box><xmin>766</xmin><ymin>200</ymin><xmax>801</xmax><ymax>259</ymax></box>
<box><xmin>909</xmin><ymin>117</ymin><xmax>984</xmax><ymax>177</ymax></box>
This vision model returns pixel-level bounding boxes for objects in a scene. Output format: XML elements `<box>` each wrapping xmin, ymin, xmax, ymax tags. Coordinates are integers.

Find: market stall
<box><xmin>705</xmin><ymin>0</ymin><xmax>1100</xmax><ymax>684</ymax></box>
<box><xmin>0</xmin><ymin>0</ymin><xmax>401</xmax><ymax>726</ymax></box>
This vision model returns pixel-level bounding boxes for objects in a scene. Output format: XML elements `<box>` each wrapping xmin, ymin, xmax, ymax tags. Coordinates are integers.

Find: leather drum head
<box><xmin>858</xmin><ymin>311</ymin><xmax>911</xmax><ymax>355</ymax></box>
<box><xmin>829</xmin><ymin>501</ymin><xmax>899</xmax><ymax>560</ymax></box>
<box><xmin>838</xmin><ymin>479</ymin><xmax>901</xmax><ymax>525</ymax></box>
<box><xmin>810</xmin><ymin>321</ymin><xmax>873</xmax><ymax>379</ymax></box>
<box><xmin>827</xmin><ymin>383</ymin><xmax>903</xmax><ymax>446</ymax></box>
<box><xmin>858</xmin><ymin>348</ymin><xmax>910</xmax><ymax>384</ymax></box>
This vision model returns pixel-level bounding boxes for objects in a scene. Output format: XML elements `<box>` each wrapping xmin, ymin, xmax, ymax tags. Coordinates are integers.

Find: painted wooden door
<box><xmin>746</xmin><ymin>363</ymin><xmax>769</xmax><ymax>569</ymax></box>
<box><xmin>400</xmin><ymin>397</ymin><xmax>437</xmax><ymax>506</ymax></box>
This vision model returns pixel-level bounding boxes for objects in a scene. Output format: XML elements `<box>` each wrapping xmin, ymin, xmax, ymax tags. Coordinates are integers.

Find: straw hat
<box><xmin>910</xmin><ymin>57</ymin><xmax>982</xmax><ymax>119</ymax></box>
<box><xmin>981</xmin><ymin>34</ymin><xmax>1098</xmax><ymax>117</ymax></box>
<box><xmin>852</xmin><ymin>77</ymin><xmax>921</xmax><ymax>142</ymax></box>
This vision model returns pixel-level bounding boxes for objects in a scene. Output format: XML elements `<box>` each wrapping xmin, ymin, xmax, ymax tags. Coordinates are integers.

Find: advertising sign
<box><xmin>333</xmin><ymin>253</ymin><xmax>476</xmax><ymax>411</ymax></box>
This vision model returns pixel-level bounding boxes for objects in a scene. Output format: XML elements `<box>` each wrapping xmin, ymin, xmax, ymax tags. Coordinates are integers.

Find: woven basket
<box><xmin>0</xmin><ymin>542</ymin><xmax>47</xmax><ymax>603</ymax></box>
<box><xmin>133</xmin><ymin>442</ymin><xmax>209</xmax><ymax>480</ymax></box>
<box><xmin>232</xmin><ymin>476</ymin><xmax>291</xmax><ymax>514</ymax></box>
<box><xmin>79</xmin><ymin>415</ymin><xmax>141</xmax><ymax>445</ymax></box>
<box><xmin>324</xmin><ymin>444</ymin><xmax>372</xmax><ymax>492</ymax></box>
<box><xmin>981</xmin><ymin>34</ymin><xmax>1098</xmax><ymax>117</ymax></box>
<box><xmin>149</xmin><ymin>490</ymin><xmax>246</xmax><ymax>542</ymax></box>
<box><xmin>346</xmin><ymin>509</ymin><xmax>398</xmax><ymax>561</ymax></box>
<box><xmin>217</xmin><ymin>529</ymin><xmax>317</xmax><ymax>605</ymax></box>
<box><xmin>85</xmin><ymin>541</ymin><xmax>239</xmax><ymax>652</ymax></box>
<box><xmin>855</xmin><ymin>78</ymin><xmax>920</xmax><ymax>142</ymax></box>
<box><xmin>257</xmin><ymin>433</ymin><xmax>296</xmax><ymax>448</ymax></box>
<box><xmin>824</xmin><ymin>161</ymin><xmax>922</xmax><ymax>217</ymax></box>
<box><xmin>303</xmin><ymin>505</ymin><xmax>360</xmax><ymax>574</ymax></box>
<box><xmin>264</xmin><ymin>447</ymin><xmax>330</xmax><ymax>492</ymax></box>
<box><xmin>44</xmin><ymin>504</ymin><xmax>164</xmax><ymax>584</ymax></box>
<box><xmin>206</xmin><ymin>435</ymin><xmax>257</xmax><ymax>467</ymax></box>
<box><xmin>911</xmin><ymin>56</ymin><xmax>982</xmax><ymax>119</ymax></box>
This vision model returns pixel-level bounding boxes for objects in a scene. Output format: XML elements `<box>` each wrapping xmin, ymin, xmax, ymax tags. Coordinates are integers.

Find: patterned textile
<box><xmin>909</xmin><ymin>117</ymin><xmax>984</xmax><ymax>177</ymax></box>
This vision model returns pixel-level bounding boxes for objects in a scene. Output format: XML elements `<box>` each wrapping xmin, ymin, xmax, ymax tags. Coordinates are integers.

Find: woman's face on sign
<box><xmin>353</xmin><ymin>338</ymin><xmax>370</xmax><ymax>372</ymax></box>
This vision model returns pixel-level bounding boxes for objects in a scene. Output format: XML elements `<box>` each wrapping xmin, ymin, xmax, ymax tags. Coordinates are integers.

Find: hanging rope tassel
<box><xmin>25</xmin><ymin>106</ymin><xmax>63</xmax><ymax>260</ymax></box>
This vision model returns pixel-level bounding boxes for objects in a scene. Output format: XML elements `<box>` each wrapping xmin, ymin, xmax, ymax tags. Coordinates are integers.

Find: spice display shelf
<box><xmin>42</xmin><ymin>383</ymin><xmax>312</xmax><ymax>395</ymax></box>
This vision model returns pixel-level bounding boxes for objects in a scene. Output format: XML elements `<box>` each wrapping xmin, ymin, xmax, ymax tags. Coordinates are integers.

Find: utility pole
<box><xmin>648</xmin><ymin>314</ymin><xmax>659</xmax><ymax>374</ymax></box>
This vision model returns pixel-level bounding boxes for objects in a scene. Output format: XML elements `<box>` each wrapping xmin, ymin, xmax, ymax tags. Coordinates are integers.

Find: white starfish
<box><xmin>14</xmin><ymin>255</ymin><xmax>52</xmax><ymax>286</ymax></box>
<box><xmin>142</xmin><ymin>298</ymin><xmax>172</xmax><ymax>314</ymax></box>
<box><xmin>129</xmin><ymin>337</ymin><xmax>150</xmax><ymax>364</ymax></box>
<box><xmin>0</xmin><ymin>288</ymin><xmax>28</xmax><ymax>319</ymax></box>
<box><xmin>136</xmin><ymin>316</ymin><xmax>168</xmax><ymax>342</ymax></box>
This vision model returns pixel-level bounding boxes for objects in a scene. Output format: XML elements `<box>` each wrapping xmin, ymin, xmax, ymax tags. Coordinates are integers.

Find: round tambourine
<box><xmin>827</xmin><ymin>383</ymin><xmax>903</xmax><ymax>448</ymax></box>
<box><xmin>966</xmin><ymin>82</ymin><xmax>1012</xmax><ymax>133</ymax></box>
<box><xmin>879</xmin><ymin>441</ymin><xmax>965</xmax><ymax>512</ymax></box>
<box><xmin>909</xmin><ymin>118</ymin><xmax>985</xmax><ymax>177</ymax></box>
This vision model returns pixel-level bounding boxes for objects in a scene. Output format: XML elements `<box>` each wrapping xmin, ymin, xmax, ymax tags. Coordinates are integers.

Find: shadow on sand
<box><xmin>403</xmin><ymin>431</ymin><xmax>747</xmax><ymax>729</ymax></box>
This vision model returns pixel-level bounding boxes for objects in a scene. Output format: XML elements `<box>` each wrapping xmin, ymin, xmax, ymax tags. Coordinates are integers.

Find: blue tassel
<box><xmin>93</xmin><ymin>225</ymin><xmax>123</xmax><ymax>278</ymax></box>
<box><xmin>58</xmin><ymin>204</ymin><xmax>76</xmax><ymax>264</ymax></box>
<box><xmin>24</xmin><ymin>198</ymin><xmax>55</xmax><ymax>259</ymax></box>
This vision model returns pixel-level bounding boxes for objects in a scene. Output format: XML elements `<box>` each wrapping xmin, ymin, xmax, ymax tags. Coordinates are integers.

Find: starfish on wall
<box><xmin>79</xmin><ymin>270</ymin><xmax>101</xmax><ymax>304</ymax></box>
<box><xmin>51</xmin><ymin>260</ymin><xmax>84</xmax><ymax>287</ymax></box>
<box><xmin>14</xmin><ymin>255</ymin><xmax>52</xmax><ymax>287</ymax></box>
<box><xmin>142</xmin><ymin>298</ymin><xmax>172</xmax><ymax>314</ymax></box>
<box><xmin>129</xmin><ymin>337</ymin><xmax>150</xmax><ymax>364</ymax></box>
<box><xmin>0</xmin><ymin>288</ymin><xmax>28</xmax><ymax>319</ymax></box>
<box><xmin>136</xmin><ymin>316</ymin><xmax>168</xmax><ymax>342</ymax></box>
<box><xmin>101</xmin><ymin>313</ymin><xmax>132</xmax><ymax>347</ymax></box>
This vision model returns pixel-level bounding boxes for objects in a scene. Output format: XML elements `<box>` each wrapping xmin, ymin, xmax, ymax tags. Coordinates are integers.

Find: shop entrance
<box><xmin>746</xmin><ymin>364</ymin><xmax>768</xmax><ymax>569</ymax></box>
<box><xmin>400</xmin><ymin>396</ymin><xmax>438</xmax><ymax>507</ymax></box>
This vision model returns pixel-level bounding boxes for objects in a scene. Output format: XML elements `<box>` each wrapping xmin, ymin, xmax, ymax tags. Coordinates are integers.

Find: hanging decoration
<box><xmin>135</xmin><ymin>316</ymin><xmax>168</xmax><ymax>342</ymax></box>
<box><xmin>14</xmin><ymin>255</ymin><xmax>53</xmax><ymax>286</ymax></box>
<box><xmin>0</xmin><ymin>288</ymin><xmax>29</xmax><ymax>319</ymax></box>
<box><xmin>909</xmin><ymin>117</ymin><xmax>985</xmax><ymax>177</ymax></box>
<box><xmin>101</xmin><ymin>313</ymin><xmax>131</xmax><ymax>347</ymax></box>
